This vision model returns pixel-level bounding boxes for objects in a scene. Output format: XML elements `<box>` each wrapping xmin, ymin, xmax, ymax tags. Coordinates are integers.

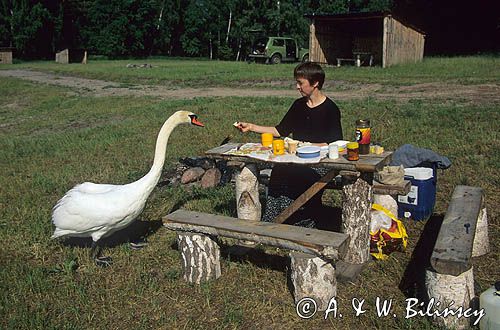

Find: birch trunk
<box><xmin>425</xmin><ymin>267</ymin><xmax>474</xmax><ymax>330</ymax></box>
<box><xmin>235</xmin><ymin>164</ymin><xmax>261</xmax><ymax>221</ymax></box>
<box><xmin>177</xmin><ymin>232</ymin><xmax>221</xmax><ymax>284</ymax></box>
<box><xmin>290</xmin><ymin>252</ymin><xmax>336</xmax><ymax>311</ymax></box>
<box><xmin>342</xmin><ymin>177</ymin><xmax>373</xmax><ymax>264</ymax></box>
<box><xmin>472</xmin><ymin>207</ymin><xmax>490</xmax><ymax>257</ymax></box>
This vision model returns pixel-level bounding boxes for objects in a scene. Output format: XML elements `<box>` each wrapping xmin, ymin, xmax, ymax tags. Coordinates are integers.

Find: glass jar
<box><xmin>347</xmin><ymin>142</ymin><xmax>360</xmax><ymax>161</ymax></box>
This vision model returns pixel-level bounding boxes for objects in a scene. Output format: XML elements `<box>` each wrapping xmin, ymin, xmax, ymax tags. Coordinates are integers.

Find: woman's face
<box><xmin>295</xmin><ymin>77</ymin><xmax>318</xmax><ymax>97</ymax></box>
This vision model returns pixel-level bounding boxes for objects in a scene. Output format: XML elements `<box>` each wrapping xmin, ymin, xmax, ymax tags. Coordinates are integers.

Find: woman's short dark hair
<box><xmin>294</xmin><ymin>62</ymin><xmax>325</xmax><ymax>89</ymax></box>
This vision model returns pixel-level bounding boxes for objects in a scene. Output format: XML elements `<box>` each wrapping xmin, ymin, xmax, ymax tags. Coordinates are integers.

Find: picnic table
<box><xmin>204</xmin><ymin>142</ymin><xmax>396</xmax><ymax>277</ymax></box>
<box><xmin>337</xmin><ymin>51</ymin><xmax>374</xmax><ymax>67</ymax></box>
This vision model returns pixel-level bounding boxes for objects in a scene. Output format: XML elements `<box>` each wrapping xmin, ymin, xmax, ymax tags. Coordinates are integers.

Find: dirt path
<box><xmin>0</xmin><ymin>69</ymin><xmax>498</xmax><ymax>103</ymax></box>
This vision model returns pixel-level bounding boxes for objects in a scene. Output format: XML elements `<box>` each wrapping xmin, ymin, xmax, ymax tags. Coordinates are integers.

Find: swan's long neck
<box><xmin>135</xmin><ymin>116</ymin><xmax>180</xmax><ymax>191</ymax></box>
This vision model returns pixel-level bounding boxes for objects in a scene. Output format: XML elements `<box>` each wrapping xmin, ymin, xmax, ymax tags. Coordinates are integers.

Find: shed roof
<box><xmin>304</xmin><ymin>11</ymin><xmax>426</xmax><ymax>35</ymax></box>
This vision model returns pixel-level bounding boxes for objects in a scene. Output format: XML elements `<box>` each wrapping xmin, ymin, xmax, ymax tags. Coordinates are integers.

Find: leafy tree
<box><xmin>9</xmin><ymin>0</ymin><xmax>53</xmax><ymax>59</ymax></box>
<box><xmin>82</xmin><ymin>0</ymin><xmax>158</xmax><ymax>57</ymax></box>
<box><xmin>150</xmin><ymin>0</ymin><xmax>181</xmax><ymax>55</ymax></box>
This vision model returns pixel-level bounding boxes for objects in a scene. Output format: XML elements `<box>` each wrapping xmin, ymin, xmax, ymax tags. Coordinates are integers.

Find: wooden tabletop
<box><xmin>205</xmin><ymin>143</ymin><xmax>392</xmax><ymax>173</ymax></box>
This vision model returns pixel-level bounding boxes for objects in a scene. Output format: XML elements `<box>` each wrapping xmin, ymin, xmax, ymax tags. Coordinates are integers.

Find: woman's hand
<box><xmin>236</xmin><ymin>122</ymin><xmax>253</xmax><ymax>133</ymax></box>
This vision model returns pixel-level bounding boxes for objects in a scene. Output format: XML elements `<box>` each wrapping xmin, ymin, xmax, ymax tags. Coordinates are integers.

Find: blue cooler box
<box><xmin>397</xmin><ymin>167</ymin><xmax>436</xmax><ymax>221</ymax></box>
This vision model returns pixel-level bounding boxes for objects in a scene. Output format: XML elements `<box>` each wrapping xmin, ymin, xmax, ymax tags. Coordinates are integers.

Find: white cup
<box><xmin>328</xmin><ymin>143</ymin><xmax>339</xmax><ymax>159</ymax></box>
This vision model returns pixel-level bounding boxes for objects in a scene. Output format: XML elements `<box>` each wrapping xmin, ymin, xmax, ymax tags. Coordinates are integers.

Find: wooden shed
<box><xmin>0</xmin><ymin>47</ymin><xmax>14</xmax><ymax>64</ymax></box>
<box><xmin>305</xmin><ymin>12</ymin><xmax>425</xmax><ymax>68</ymax></box>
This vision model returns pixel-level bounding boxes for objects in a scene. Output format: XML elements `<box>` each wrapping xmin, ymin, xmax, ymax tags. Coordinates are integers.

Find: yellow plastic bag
<box><xmin>370</xmin><ymin>203</ymin><xmax>408</xmax><ymax>260</ymax></box>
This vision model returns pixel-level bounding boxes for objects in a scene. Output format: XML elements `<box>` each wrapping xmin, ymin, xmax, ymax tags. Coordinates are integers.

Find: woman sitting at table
<box><xmin>236</xmin><ymin>62</ymin><xmax>343</xmax><ymax>227</ymax></box>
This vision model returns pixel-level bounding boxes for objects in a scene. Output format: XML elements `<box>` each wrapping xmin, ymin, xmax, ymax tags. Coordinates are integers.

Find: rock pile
<box><xmin>126</xmin><ymin>63</ymin><xmax>153</xmax><ymax>68</ymax></box>
<box><xmin>161</xmin><ymin>157</ymin><xmax>234</xmax><ymax>189</ymax></box>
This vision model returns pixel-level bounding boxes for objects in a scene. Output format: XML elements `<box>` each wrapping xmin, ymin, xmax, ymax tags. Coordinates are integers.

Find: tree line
<box><xmin>0</xmin><ymin>0</ymin><xmax>496</xmax><ymax>60</ymax></box>
<box><xmin>0</xmin><ymin>0</ymin><xmax>392</xmax><ymax>60</ymax></box>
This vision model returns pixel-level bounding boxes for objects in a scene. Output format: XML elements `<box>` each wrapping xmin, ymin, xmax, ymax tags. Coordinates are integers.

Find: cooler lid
<box><xmin>404</xmin><ymin>167</ymin><xmax>433</xmax><ymax>180</ymax></box>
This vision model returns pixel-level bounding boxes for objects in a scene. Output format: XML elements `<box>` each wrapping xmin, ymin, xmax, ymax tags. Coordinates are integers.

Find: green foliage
<box><xmin>82</xmin><ymin>0</ymin><xmax>159</xmax><ymax>58</ymax></box>
<box><xmin>217</xmin><ymin>45</ymin><xmax>233</xmax><ymax>60</ymax></box>
<box><xmin>9</xmin><ymin>1</ymin><xmax>51</xmax><ymax>58</ymax></box>
<box><xmin>0</xmin><ymin>0</ymin><xmax>394</xmax><ymax>59</ymax></box>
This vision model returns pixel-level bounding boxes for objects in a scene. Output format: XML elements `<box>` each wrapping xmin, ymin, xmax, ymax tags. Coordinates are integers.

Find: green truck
<box><xmin>247</xmin><ymin>36</ymin><xmax>309</xmax><ymax>64</ymax></box>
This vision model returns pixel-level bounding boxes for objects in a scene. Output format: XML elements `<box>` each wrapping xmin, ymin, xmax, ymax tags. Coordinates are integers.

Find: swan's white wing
<box><xmin>52</xmin><ymin>184</ymin><xmax>146</xmax><ymax>237</ymax></box>
<box><xmin>72</xmin><ymin>182</ymin><xmax>118</xmax><ymax>194</ymax></box>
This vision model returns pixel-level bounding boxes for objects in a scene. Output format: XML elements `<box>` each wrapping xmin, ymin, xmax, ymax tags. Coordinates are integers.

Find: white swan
<box><xmin>51</xmin><ymin>111</ymin><xmax>204</xmax><ymax>266</ymax></box>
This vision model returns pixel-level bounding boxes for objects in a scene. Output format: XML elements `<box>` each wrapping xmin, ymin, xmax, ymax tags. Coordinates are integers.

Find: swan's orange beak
<box><xmin>189</xmin><ymin>115</ymin><xmax>204</xmax><ymax>127</ymax></box>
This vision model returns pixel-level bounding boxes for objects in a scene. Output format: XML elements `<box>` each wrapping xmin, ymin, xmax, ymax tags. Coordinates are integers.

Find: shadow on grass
<box><xmin>399</xmin><ymin>213</ymin><xmax>444</xmax><ymax>301</ymax></box>
<box><xmin>61</xmin><ymin>219</ymin><xmax>163</xmax><ymax>248</ymax></box>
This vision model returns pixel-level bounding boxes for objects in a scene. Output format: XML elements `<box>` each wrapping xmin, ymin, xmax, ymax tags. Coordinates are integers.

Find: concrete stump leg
<box><xmin>177</xmin><ymin>232</ymin><xmax>221</xmax><ymax>284</ymax></box>
<box><xmin>290</xmin><ymin>252</ymin><xmax>336</xmax><ymax>311</ymax></box>
<box><xmin>425</xmin><ymin>267</ymin><xmax>474</xmax><ymax>330</ymax></box>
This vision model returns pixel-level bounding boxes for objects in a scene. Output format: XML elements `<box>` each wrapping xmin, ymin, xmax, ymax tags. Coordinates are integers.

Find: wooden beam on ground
<box><xmin>163</xmin><ymin>209</ymin><xmax>349</xmax><ymax>260</ymax></box>
<box><xmin>430</xmin><ymin>186</ymin><xmax>484</xmax><ymax>276</ymax></box>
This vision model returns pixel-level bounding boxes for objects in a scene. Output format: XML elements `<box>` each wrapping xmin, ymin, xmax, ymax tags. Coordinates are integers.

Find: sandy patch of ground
<box><xmin>0</xmin><ymin>69</ymin><xmax>498</xmax><ymax>103</ymax></box>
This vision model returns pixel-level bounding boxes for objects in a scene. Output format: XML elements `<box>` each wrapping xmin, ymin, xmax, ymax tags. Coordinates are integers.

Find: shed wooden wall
<box><xmin>0</xmin><ymin>50</ymin><xmax>12</xmax><ymax>64</ymax></box>
<box><xmin>310</xmin><ymin>19</ymin><xmax>354</xmax><ymax>64</ymax></box>
<box><xmin>382</xmin><ymin>16</ymin><xmax>425</xmax><ymax>67</ymax></box>
<box><xmin>309</xmin><ymin>15</ymin><xmax>425</xmax><ymax>68</ymax></box>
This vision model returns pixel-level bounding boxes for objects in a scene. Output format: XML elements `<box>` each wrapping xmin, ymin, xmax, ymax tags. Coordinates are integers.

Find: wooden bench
<box><xmin>336</xmin><ymin>58</ymin><xmax>358</xmax><ymax>67</ymax></box>
<box><xmin>163</xmin><ymin>209</ymin><xmax>350</xmax><ymax>310</ymax></box>
<box><xmin>425</xmin><ymin>185</ymin><xmax>489</xmax><ymax>329</ymax></box>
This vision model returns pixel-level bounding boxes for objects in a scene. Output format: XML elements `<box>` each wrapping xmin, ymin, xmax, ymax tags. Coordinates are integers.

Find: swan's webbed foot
<box><xmin>95</xmin><ymin>256</ymin><xmax>113</xmax><ymax>267</ymax></box>
<box><xmin>91</xmin><ymin>240</ymin><xmax>112</xmax><ymax>267</ymax></box>
<box><xmin>129</xmin><ymin>238</ymin><xmax>148</xmax><ymax>250</ymax></box>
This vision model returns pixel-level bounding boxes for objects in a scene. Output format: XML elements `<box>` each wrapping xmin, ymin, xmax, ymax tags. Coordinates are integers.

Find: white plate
<box><xmin>297</xmin><ymin>146</ymin><xmax>321</xmax><ymax>158</ymax></box>
<box><xmin>297</xmin><ymin>146</ymin><xmax>321</xmax><ymax>154</ymax></box>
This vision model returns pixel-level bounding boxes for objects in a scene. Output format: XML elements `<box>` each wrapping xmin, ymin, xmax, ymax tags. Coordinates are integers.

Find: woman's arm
<box><xmin>237</xmin><ymin>122</ymin><xmax>280</xmax><ymax>137</ymax></box>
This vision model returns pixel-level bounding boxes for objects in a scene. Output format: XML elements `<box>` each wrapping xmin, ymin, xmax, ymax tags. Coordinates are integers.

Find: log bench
<box><xmin>425</xmin><ymin>185</ymin><xmax>489</xmax><ymax>330</ymax></box>
<box><xmin>163</xmin><ymin>209</ymin><xmax>350</xmax><ymax>310</ymax></box>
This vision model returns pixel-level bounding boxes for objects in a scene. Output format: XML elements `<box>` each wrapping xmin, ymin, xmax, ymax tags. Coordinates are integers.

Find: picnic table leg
<box><xmin>341</xmin><ymin>175</ymin><xmax>373</xmax><ymax>264</ymax></box>
<box><xmin>273</xmin><ymin>169</ymin><xmax>338</xmax><ymax>224</ymax></box>
<box><xmin>356</xmin><ymin>54</ymin><xmax>361</xmax><ymax>67</ymax></box>
<box><xmin>235</xmin><ymin>164</ymin><xmax>261</xmax><ymax>221</ymax></box>
<box><xmin>234</xmin><ymin>164</ymin><xmax>261</xmax><ymax>247</ymax></box>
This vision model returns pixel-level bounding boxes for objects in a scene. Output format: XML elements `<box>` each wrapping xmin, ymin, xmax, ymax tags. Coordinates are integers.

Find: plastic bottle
<box><xmin>355</xmin><ymin>119</ymin><xmax>371</xmax><ymax>155</ymax></box>
<box><xmin>480</xmin><ymin>281</ymin><xmax>500</xmax><ymax>330</ymax></box>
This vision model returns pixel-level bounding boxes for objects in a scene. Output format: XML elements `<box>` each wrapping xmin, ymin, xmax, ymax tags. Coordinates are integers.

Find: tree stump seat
<box><xmin>425</xmin><ymin>185</ymin><xmax>489</xmax><ymax>330</ymax></box>
<box><xmin>163</xmin><ymin>209</ymin><xmax>349</xmax><ymax>310</ymax></box>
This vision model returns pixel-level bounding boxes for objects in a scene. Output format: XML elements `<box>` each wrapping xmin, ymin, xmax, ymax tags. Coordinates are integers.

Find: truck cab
<box><xmin>248</xmin><ymin>37</ymin><xmax>309</xmax><ymax>64</ymax></box>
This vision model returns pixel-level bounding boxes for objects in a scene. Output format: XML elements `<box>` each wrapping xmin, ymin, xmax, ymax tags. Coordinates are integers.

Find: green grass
<box><xmin>3</xmin><ymin>55</ymin><xmax>500</xmax><ymax>88</ymax></box>
<box><xmin>0</xmin><ymin>58</ymin><xmax>498</xmax><ymax>329</ymax></box>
